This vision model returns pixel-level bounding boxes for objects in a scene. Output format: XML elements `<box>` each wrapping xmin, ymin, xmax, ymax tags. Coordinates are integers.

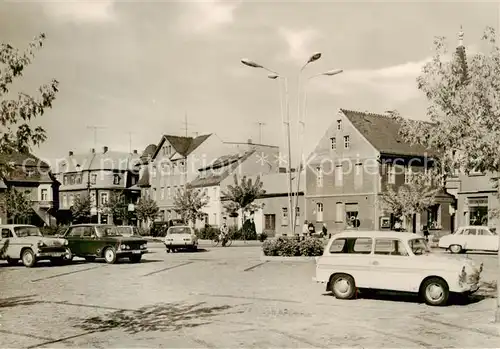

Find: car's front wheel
<box><xmin>421</xmin><ymin>277</ymin><xmax>449</xmax><ymax>306</ymax></box>
<box><xmin>103</xmin><ymin>247</ymin><xmax>117</xmax><ymax>264</ymax></box>
<box><xmin>21</xmin><ymin>249</ymin><xmax>37</xmax><ymax>268</ymax></box>
<box><xmin>129</xmin><ymin>254</ymin><xmax>142</xmax><ymax>263</ymax></box>
<box><xmin>330</xmin><ymin>273</ymin><xmax>356</xmax><ymax>300</ymax></box>
<box><xmin>449</xmin><ymin>244</ymin><xmax>462</xmax><ymax>254</ymax></box>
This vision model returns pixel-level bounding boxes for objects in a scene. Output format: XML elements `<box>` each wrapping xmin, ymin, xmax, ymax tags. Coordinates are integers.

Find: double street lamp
<box><xmin>241</xmin><ymin>54</ymin><xmax>343</xmax><ymax>233</ymax></box>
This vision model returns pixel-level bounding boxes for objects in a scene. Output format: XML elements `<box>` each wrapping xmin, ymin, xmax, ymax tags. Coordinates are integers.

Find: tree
<box><xmin>390</xmin><ymin>27</ymin><xmax>500</xmax><ymax>320</ymax></box>
<box><xmin>135</xmin><ymin>197</ymin><xmax>159</xmax><ymax>225</ymax></box>
<box><xmin>0</xmin><ymin>33</ymin><xmax>59</xmax><ymax>178</ymax></box>
<box><xmin>104</xmin><ymin>191</ymin><xmax>132</xmax><ymax>225</ymax></box>
<box><xmin>71</xmin><ymin>194</ymin><xmax>91</xmax><ymax>223</ymax></box>
<box><xmin>173</xmin><ymin>187</ymin><xmax>209</xmax><ymax>226</ymax></box>
<box><xmin>4</xmin><ymin>188</ymin><xmax>33</xmax><ymax>223</ymax></box>
<box><xmin>380</xmin><ymin>172</ymin><xmax>440</xmax><ymax>232</ymax></box>
<box><xmin>222</xmin><ymin>174</ymin><xmax>266</xmax><ymax>228</ymax></box>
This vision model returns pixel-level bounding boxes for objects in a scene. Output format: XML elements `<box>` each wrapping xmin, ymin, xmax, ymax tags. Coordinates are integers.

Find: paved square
<box><xmin>1</xmin><ymin>241</ymin><xmax>500</xmax><ymax>348</ymax></box>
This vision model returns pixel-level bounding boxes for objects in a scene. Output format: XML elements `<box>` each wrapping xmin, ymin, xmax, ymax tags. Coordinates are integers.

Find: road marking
<box><xmin>30</xmin><ymin>265</ymin><xmax>103</xmax><ymax>282</ymax></box>
<box><xmin>243</xmin><ymin>261</ymin><xmax>268</xmax><ymax>272</ymax></box>
<box><xmin>42</xmin><ymin>300</ymin><xmax>133</xmax><ymax>311</ymax></box>
<box><xmin>141</xmin><ymin>261</ymin><xmax>193</xmax><ymax>277</ymax></box>
<box><xmin>26</xmin><ymin>330</ymin><xmax>97</xmax><ymax>349</ymax></box>
<box><xmin>0</xmin><ymin>329</ymin><xmax>54</xmax><ymax>341</ymax></box>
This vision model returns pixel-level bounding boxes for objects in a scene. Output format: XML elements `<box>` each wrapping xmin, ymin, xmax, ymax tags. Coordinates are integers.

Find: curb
<box><xmin>260</xmin><ymin>253</ymin><xmax>317</xmax><ymax>263</ymax></box>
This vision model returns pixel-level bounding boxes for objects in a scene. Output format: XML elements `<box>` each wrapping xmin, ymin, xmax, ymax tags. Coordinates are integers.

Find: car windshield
<box><xmin>14</xmin><ymin>226</ymin><xmax>42</xmax><ymax>237</ymax></box>
<box><xmin>408</xmin><ymin>238</ymin><xmax>431</xmax><ymax>255</ymax></box>
<box><xmin>95</xmin><ymin>225</ymin><xmax>122</xmax><ymax>237</ymax></box>
<box><xmin>168</xmin><ymin>227</ymin><xmax>191</xmax><ymax>234</ymax></box>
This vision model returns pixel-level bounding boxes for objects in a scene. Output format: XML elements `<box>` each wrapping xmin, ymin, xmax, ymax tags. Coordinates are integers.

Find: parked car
<box><xmin>164</xmin><ymin>226</ymin><xmax>198</xmax><ymax>252</ymax></box>
<box><xmin>0</xmin><ymin>224</ymin><xmax>69</xmax><ymax>267</ymax></box>
<box><xmin>62</xmin><ymin>224</ymin><xmax>148</xmax><ymax>264</ymax></box>
<box><xmin>313</xmin><ymin>230</ymin><xmax>483</xmax><ymax>306</ymax></box>
<box><xmin>114</xmin><ymin>225</ymin><xmax>141</xmax><ymax>238</ymax></box>
<box><xmin>438</xmin><ymin>226</ymin><xmax>498</xmax><ymax>253</ymax></box>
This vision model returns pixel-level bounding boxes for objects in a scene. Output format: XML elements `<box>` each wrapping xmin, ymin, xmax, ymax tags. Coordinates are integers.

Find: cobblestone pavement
<box><xmin>1</xmin><ymin>242</ymin><xmax>499</xmax><ymax>348</ymax></box>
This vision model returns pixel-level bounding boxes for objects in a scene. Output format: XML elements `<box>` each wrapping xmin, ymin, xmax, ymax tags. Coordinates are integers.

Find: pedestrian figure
<box><xmin>394</xmin><ymin>220</ymin><xmax>402</xmax><ymax>232</ymax></box>
<box><xmin>322</xmin><ymin>223</ymin><xmax>328</xmax><ymax>238</ymax></box>
<box><xmin>422</xmin><ymin>225</ymin><xmax>430</xmax><ymax>242</ymax></box>
<box><xmin>301</xmin><ymin>220</ymin><xmax>309</xmax><ymax>241</ymax></box>
<box><xmin>307</xmin><ymin>221</ymin><xmax>315</xmax><ymax>237</ymax></box>
<box><xmin>220</xmin><ymin>217</ymin><xmax>229</xmax><ymax>247</ymax></box>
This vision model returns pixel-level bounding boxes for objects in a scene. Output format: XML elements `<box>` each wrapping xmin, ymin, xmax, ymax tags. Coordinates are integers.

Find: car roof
<box><xmin>69</xmin><ymin>224</ymin><xmax>113</xmax><ymax>227</ymax></box>
<box><xmin>332</xmin><ymin>230</ymin><xmax>420</xmax><ymax>240</ymax></box>
<box><xmin>0</xmin><ymin>224</ymin><xmax>37</xmax><ymax>228</ymax></box>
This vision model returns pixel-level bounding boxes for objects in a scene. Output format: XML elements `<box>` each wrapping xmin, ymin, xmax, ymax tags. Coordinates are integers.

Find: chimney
<box><xmin>91</xmin><ymin>148</ymin><xmax>95</xmax><ymax>153</ymax></box>
<box><xmin>68</xmin><ymin>151</ymin><xmax>73</xmax><ymax>156</ymax></box>
<box><xmin>247</xmin><ymin>138</ymin><xmax>252</xmax><ymax>144</ymax></box>
<box><xmin>103</xmin><ymin>146</ymin><xmax>108</xmax><ymax>153</ymax></box>
<box><xmin>133</xmin><ymin>149</ymin><xmax>138</xmax><ymax>154</ymax></box>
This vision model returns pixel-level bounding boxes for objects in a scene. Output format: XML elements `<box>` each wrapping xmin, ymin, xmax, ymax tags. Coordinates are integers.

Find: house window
<box><xmin>335</xmin><ymin>202</ymin><xmax>343</xmax><ymax>222</ymax></box>
<box><xmin>295</xmin><ymin>207</ymin><xmax>300</xmax><ymax>226</ymax></box>
<box><xmin>316</xmin><ymin>203</ymin><xmax>324</xmax><ymax>222</ymax></box>
<box><xmin>427</xmin><ymin>204</ymin><xmax>442</xmax><ymax>229</ymax></box>
<box><xmin>69</xmin><ymin>194</ymin><xmax>75</xmax><ymax>207</ymax></box>
<box><xmin>152</xmin><ymin>188</ymin><xmax>157</xmax><ymax>200</ymax></box>
<box><xmin>330</xmin><ymin>137</ymin><xmax>336</xmax><ymax>150</ymax></box>
<box><xmin>387</xmin><ymin>164</ymin><xmax>396</xmax><ymax>184</ymax></box>
<box><xmin>160</xmin><ymin>187</ymin><xmax>165</xmax><ymax>200</ymax></box>
<box><xmin>335</xmin><ymin>165</ymin><xmax>343</xmax><ymax>187</ymax></box>
<box><xmin>113</xmin><ymin>174</ymin><xmax>121</xmax><ymax>185</ymax></box>
<box><xmin>167</xmin><ymin>186</ymin><xmax>171</xmax><ymax>198</ymax></box>
<box><xmin>40</xmin><ymin>189</ymin><xmax>48</xmax><ymax>201</ymax></box>
<box><xmin>264</xmin><ymin>214</ymin><xmax>276</xmax><ymax>231</ymax></box>
<box><xmin>467</xmin><ymin>197</ymin><xmax>488</xmax><ymax>226</ymax></box>
<box><xmin>75</xmin><ymin>175</ymin><xmax>82</xmax><ymax>185</ymax></box>
<box><xmin>316</xmin><ymin>166</ymin><xmax>323</xmax><ymax>187</ymax></box>
<box><xmin>337</xmin><ymin>119</ymin><xmax>342</xmax><ymax>130</ymax></box>
<box><xmin>343</xmin><ymin>135</ymin><xmax>350</xmax><ymax>149</ymax></box>
<box><xmin>100</xmin><ymin>192</ymin><xmax>109</xmax><ymax>205</ymax></box>
<box><xmin>62</xmin><ymin>194</ymin><xmax>68</xmax><ymax>208</ymax></box>
<box><xmin>69</xmin><ymin>175</ymin><xmax>75</xmax><ymax>185</ymax></box>
<box><xmin>167</xmin><ymin>145</ymin><xmax>172</xmax><ymax>155</ymax></box>
<box><xmin>63</xmin><ymin>175</ymin><xmax>68</xmax><ymax>185</ymax></box>
<box><xmin>281</xmin><ymin>207</ymin><xmax>288</xmax><ymax>226</ymax></box>
<box><xmin>354</xmin><ymin>163</ymin><xmax>363</xmax><ymax>189</ymax></box>
<box><xmin>345</xmin><ymin>203</ymin><xmax>359</xmax><ymax>228</ymax></box>
<box><xmin>90</xmin><ymin>174</ymin><xmax>97</xmax><ymax>185</ymax></box>
<box><xmin>404</xmin><ymin>166</ymin><xmax>412</xmax><ymax>184</ymax></box>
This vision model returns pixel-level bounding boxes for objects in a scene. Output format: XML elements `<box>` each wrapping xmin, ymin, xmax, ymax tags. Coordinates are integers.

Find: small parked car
<box><xmin>438</xmin><ymin>226</ymin><xmax>498</xmax><ymax>253</ymax></box>
<box><xmin>62</xmin><ymin>224</ymin><xmax>148</xmax><ymax>264</ymax></box>
<box><xmin>114</xmin><ymin>225</ymin><xmax>141</xmax><ymax>238</ymax></box>
<box><xmin>164</xmin><ymin>226</ymin><xmax>198</xmax><ymax>252</ymax></box>
<box><xmin>0</xmin><ymin>224</ymin><xmax>69</xmax><ymax>267</ymax></box>
<box><xmin>313</xmin><ymin>230</ymin><xmax>483</xmax><ymax>306</ymax></box>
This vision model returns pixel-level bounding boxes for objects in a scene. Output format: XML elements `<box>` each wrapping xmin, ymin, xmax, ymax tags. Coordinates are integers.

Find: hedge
<box><xmin>262</xmin><ymin>236</ymin><xmax>326</xmax><ymax>257</ymax></box>
<box><xmin>195</xmin><ymin>225</ymin><xmax>267</xmax><ymax>241</ymax></box>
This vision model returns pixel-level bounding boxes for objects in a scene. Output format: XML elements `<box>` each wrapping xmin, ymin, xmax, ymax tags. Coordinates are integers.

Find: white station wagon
<box><xmin>438</xmin><ymin>226</ymin><xmax>498</xmax><ymax>253</ymax></box>
<box><xmin>314</xmin><ymin>231</ymin><xmax>483</xmax><ymax>306</ymax></box>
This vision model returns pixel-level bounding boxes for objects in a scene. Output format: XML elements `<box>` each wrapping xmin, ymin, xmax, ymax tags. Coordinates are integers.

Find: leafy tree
<box><xmin>71</xmin><ymin>194</ymin><xmax>91</xmax><ymax>223</ymax></box>
<box><xmin>389</xmin><ymin>27</ymin><xmax>500</xmax><ymax>320</ymax></box>
<box><xmin>104</xmin><ymin>191</ymin><xmax>133</xmax><ymax>225</ymax></box>
<box><xmin>222</xmin><ymin>174</ymin><xmax>266</xmax><ymax>228</ymax></box>
<box><xmin>4</xmin><ymin>188</ymin><xmax>33</xmax><ymax>223</ymax></box>
<box><xmin>135</xmin><ymin>197</ymin><xmax>159</xmax><ymax>225</ymax></box>
<box><xmin>379</xmin><ymin>172</ymin><xmax>440</xmax><ymax>232</ymax></box>
<box><xmin>173</xmin><ymin>187</ymin><xmax>209</xmax><ymax>226</ymax></box>
<box><xmin>0</xmin><ymin>33</ymin><xmax>59</xmax><ymax>177</ymax></box>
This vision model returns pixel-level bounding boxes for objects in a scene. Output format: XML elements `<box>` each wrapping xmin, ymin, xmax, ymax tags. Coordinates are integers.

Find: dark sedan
<box><xmin>62</xmin><ymin>224</ymin><xmax>148</xmax><ymax>264</ymax></box>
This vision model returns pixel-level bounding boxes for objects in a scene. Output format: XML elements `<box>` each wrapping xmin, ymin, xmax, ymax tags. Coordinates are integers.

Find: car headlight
<box><xmin>64</xmin><ymin>240</ymin><xmax>69</xmax><ymax>246</ymax></box>
<box><xmin>37</xmin><ymin>241</ymin><xmax>45</xmax><ymax>247</ymax></box>
<box><xmin>141</xmin><ymin>244</ymin><xmax>147</xmax><ymax>249</ymax></box>
<box><xmin>121</xmin><ymin>244</ymin><xmax>129</xmax><ymax>250</ymax></box>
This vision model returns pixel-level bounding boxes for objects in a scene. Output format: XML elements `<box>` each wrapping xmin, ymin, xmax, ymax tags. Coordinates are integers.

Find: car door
<box><xmin>65</xmin><ymin>227</ymin><xmax>85</xmax><ymax>255</ymax></box>
<box><xmin>85</xmin><ymin>226</ymin><xmax>103</xmax><ymax>255</ymax></box>
<box><xmin>462</xmin><ymin>227</ymin><xmax>478</xmax><ymax>250</ymax></box>
<box><xmin>370</xmin><ymin>238</ymin><xmax>414</xmax><ymax>292</ymax></box>
<box><xmin>475</xmin><ymin>227</ymin><xmax>498</xmax><ymax>251</ymax></box>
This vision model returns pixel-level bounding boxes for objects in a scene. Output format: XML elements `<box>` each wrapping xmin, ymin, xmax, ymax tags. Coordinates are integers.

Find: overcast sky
<box><xmin>1</xmin><ymin>0</ymin><xmax>498</xmax><ymax>163</ymax></box>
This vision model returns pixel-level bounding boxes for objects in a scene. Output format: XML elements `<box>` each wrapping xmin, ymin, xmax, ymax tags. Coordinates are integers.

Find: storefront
<box><xmin>466</xmin><ymin>197</ymin><xmax>489</xmax><ymax>226</ymax></box>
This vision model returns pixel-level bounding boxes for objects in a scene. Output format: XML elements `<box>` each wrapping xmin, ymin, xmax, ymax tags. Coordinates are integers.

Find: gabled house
<box><xmin>306</xmin><ymin>109</ymin><xmax>455</xmax><ymax>234</ymax></box>
<box><xmin>0</xmin><ymin>152</ymin><xmax>58</xmax><ymax>226</ymax></box>
<box><xmin>188</xmin><ymin>146</ymin><xmax>280</xmax><ymax>227</ymax></box>
<box><xmin>54</xmin><ymin>147</ymin><xmax>141</xmax><ymax>224</ymax></box>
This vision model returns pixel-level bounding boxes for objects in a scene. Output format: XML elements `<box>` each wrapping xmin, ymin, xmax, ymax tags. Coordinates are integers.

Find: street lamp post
<box><xmin>292</xmin><ymin>69</ymin><xmax>343</xmax><ymax>234</ymax></box>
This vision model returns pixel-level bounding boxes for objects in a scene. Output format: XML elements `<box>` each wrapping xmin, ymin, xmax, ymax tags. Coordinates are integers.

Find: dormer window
<box><xmin>330</xmin><ymin>137</ymin><xmax>336</xmax><ymax>150</ymax></box>
<box><xmin>337</xmin><ymin>120</ymin><xmax>342</xmax><ymax>130</ymax></box>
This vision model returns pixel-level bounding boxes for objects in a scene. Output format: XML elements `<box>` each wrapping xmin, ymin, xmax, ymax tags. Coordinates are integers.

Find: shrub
<box><xmin>195</xmin><ymin>226</ymin><xmax>218</xmax><ymax>240</ymax></box>
<box><xmin>262</xmin><ymin>236</ymin><xmax>325</xmax><ymax>257</ymax></box>
<box><xmin>258</xmin><ymin>232</ymin><xmax>268</xmax><ymax>242</ymax></box>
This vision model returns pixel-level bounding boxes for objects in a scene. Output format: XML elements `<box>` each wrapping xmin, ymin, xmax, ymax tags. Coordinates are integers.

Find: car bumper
<box><xmin>312</xmin><ymin>276</ymin><xmax>326</xmax><ymax>284</ymax></box>
<box><xmin>116</xmin><ymin>249</ymin><xmax>148</xmax><ymax>255</ymax></box>
<box><xmin>164</xmin><ymin>242</ymin><xmax>198</xmax><ymax>247</ymax></box>
<box><xmin>36</xmin><ymin>251</ymin><xmax>67</xmax><ymax>258</ymax></box>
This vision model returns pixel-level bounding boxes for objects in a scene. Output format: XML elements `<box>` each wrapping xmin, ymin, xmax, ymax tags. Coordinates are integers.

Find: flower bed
<box><xmin>262</xmin><ymin>236</ymin><xmax>326</xmax><ymax>257</ymax></box>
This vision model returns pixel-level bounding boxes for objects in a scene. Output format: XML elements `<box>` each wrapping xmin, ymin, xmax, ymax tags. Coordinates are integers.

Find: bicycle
<box><xmin>211</xmin><ymin>233</ymin><xmax>233</xmax><ymax>247</ymax></box>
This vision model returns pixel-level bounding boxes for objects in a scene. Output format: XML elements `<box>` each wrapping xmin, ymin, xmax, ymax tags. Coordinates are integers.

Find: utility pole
<box><xmin>86</xmin><ymin>126</ymin><xmax>107</xmax><ymax>148</ymax></box>
<box><xmin>256</xmin><ymin>121</ymin><xmax>266</xmax><ymax>144</ymax></box>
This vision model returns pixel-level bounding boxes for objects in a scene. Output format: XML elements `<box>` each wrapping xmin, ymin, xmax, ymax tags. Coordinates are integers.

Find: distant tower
<box><xmin>455</xmin><ymin>25</ymin><xmax>469</xmax><ymax>84</ymax></box>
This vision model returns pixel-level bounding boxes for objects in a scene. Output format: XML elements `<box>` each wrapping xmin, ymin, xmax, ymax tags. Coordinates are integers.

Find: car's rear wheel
<box><xmin>421</xmin><ymin>277</ymin><xmax>449</xmax><ymax>306</ymax></box>
<box><xmin>330</xmin><ymin>273</ymin><xmax>356</xmax><ymax>300</ymax></box>
<box><xmin>129</xmin><ymin>254</ymin><xmax>142</xmax><ymax>263</ymax></box>
<box><xmin>103</xmin><ymin>247</ymin><xmax>117</xmax><ymax>264</ymax></box>
<box><xmin>6</xmin><ymin>258</ymin><xmax>18</xmax><ymax>266</ymax></box>
<box><xmin>449</xmin><ymin>244</ymin><xmax>462</xmax><ymax>254</ymax></box>
<box><xmin>21</xmin><ymin>249</ymin><xmax>36</xmax><ymax>268</ymax></box>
